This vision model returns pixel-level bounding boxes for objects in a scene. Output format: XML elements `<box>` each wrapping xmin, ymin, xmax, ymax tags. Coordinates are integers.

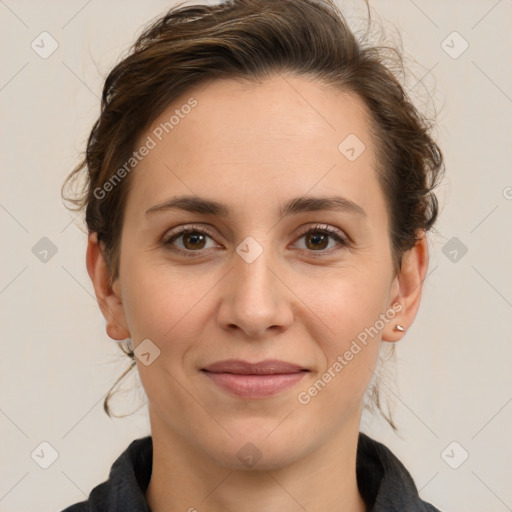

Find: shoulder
<box><xmin>357</xmin><ymin>432</ymin><xmax>443</xmax><ymax>512</ymax></box>
<box><xmin>58</xmin><ymin>436</ymin><xmax>153</xmax><ymax>512</ymax></box>
<box><xmin>60</xmin><ymin>502</ymin><xmax>92</xmax><ymax>512</ymax></box>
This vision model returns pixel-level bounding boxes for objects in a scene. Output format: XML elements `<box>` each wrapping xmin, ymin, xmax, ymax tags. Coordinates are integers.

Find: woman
<box><xmin>61</xmin><ymin>0</ymin><xmax>444</xmax><ymax>510</ymax></box>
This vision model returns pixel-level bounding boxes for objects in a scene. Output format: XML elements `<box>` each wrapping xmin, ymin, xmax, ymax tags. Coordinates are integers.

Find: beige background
<box><xmin>1</xmin><ymin>1</ymin><xmax>511</xmax><ymax>511</ymax></box>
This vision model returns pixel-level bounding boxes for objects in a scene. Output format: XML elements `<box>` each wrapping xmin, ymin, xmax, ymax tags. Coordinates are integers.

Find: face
<box><xmin>109</xmin><ymin>74</ymin><xmax>404</xmax><ymax>469</ymax></box>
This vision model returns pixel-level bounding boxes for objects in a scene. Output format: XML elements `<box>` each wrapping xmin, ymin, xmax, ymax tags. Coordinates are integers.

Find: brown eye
<box><xmin>304</xmin><ymin>231</ymin><xmax>330</xmax><ymax>250</ymax></box>
<box><xmin>181</xmin><ymin>231</ymin><xmax>207</xmax><ymax>250</ymax></box>
<box><xmin>163</xmin><ymin>225</ymin><xmax>218</xmax><ymax>256</ymax></box>
<box><xmin>294</xmin><ymin>225</ymin><xmax>348</xmax><ymax>254</ymax></box>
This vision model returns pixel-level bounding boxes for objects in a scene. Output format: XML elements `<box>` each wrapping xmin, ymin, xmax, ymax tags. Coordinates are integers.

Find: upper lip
<box><xmin>202</xmin><ymin>359</ymin><xmax>308</xmax><ymax>375</ymax></box>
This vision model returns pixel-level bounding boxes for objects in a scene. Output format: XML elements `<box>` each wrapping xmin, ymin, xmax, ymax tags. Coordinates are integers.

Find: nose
<box><xmin>216</xmin><ymin>243</ymin><xmax>294</xmax><ymax>339</ymax></box>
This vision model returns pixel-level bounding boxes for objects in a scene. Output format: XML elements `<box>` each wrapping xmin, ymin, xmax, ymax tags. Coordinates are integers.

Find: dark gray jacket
<box><xmin>61</xmin><ymin>433</ymin><xmax>442</xmax><ymax>511</ymax></box>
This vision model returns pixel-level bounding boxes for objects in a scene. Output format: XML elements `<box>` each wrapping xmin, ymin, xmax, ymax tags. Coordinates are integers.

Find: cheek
<box><xmin>120</xmin><ymin>268</ymin><xmax>211</xmax><ymax>408</ymax></box>
<box><xmin>122</xmin><ymin>246</ymin><xmax>393</xmax><ymax>347</ymax></box>
<box><xmin>295</xmin><ymin>285</ymin><xmax>387</xmax><ymax>416</ymax></box>
<box><xmin>300</xmin><ymin>261</ymin><xmax>392</xmax><ymax>336</ymax></box>
<box><xmin>120</xmin><ymin>259</ymin><xmax>218</xmax><ymax>347</ymax></box>
<box><xmin>296</xmin><ymin>264</ymin><xmax>391</xmax><ymax>388</ymax></box>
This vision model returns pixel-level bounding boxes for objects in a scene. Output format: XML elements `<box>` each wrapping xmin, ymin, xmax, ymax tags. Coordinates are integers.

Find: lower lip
<box><xmin>202</xmin><ymin>371</ymin><xmax>307</xmax><ymax>398</ymax></box>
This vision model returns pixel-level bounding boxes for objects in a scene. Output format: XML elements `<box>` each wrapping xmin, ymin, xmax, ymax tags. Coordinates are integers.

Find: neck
<box><xmin>146</xmin><ymin>409</ymin><xmax>367</xmax><ymax>512</ymax></box>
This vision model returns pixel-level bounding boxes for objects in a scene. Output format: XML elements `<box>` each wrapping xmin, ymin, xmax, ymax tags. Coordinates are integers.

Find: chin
<box><xmin>202</xmin><ymin>432</ymin><xmax>308</xmax><ymax>472</ymax></box>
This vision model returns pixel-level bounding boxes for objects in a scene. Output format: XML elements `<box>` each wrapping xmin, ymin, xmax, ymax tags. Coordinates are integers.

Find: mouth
<box><xmin>202</xmin><ymin>359</ymin><xmax>308</xmax><ymax>375</ymax></box>
<box><xmin>201</xmin><ymin>359</ymin><xmax>309</xmax><ymax>399</ymax></box>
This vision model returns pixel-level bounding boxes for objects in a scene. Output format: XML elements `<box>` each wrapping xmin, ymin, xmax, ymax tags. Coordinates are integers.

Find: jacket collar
<box><xmin>77</xmin><ymin>433</ymin><xmax>440</xmax><ymax>511</ymax></box>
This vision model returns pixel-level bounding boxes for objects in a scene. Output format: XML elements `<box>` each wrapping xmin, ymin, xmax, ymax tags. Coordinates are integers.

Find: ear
<box><xmin>86</xmin><ymin>232</ymin><xmax>130</xmax><ymax>340</ymax></box>
<box><xmin>382</xmin><ymin>231</ymin><xmax>429</xmax><ymax>342</ymax></box>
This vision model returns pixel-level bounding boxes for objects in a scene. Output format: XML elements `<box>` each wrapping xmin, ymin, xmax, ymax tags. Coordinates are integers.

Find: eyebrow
<box><xmin>145</xmin><ymin>194</ymin><xmax>366</xmax><ymax>218</ymax></box>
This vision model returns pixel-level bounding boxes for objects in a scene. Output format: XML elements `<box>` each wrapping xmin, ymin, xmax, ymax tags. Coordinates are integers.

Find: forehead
<box><xmin>126</xmin><ymin>73</ymin><xmax>384</xmax><ymax>222</ymax></box>
<box><xmin>144</xmin><ymin>74</ymin><xmax>372</xmax><ymax>160</ymax></box>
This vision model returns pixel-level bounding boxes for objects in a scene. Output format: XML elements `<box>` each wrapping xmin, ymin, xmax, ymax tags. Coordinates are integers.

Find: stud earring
<box><xmin>394</xmin><ymin>324</ymin><xmax>405</xmax><ymax>332</ymax></box>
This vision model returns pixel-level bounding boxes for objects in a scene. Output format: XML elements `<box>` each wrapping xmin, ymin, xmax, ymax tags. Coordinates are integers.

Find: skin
<box><xmin>87</xmin><ymin>73</ymin><xmax>428</xmax><ymax>512</ymax></box>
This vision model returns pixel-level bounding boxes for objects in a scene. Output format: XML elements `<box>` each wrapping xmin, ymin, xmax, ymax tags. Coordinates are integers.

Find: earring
<box><xmin>394</xmin><ymin>324</ymin><xmax>405</xmax><ymax>332</ymax></box>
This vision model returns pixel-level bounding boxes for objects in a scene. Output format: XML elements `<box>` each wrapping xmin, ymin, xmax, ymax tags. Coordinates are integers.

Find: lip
<box><xmin>201</xmin><ymin>359</ymin><xmax>309</xmax><ymax>399</ymax></box>
<box><xmin>202</xmin><ymin>359</ymin><xmax>307</xmax><ymax>374</ymax></box>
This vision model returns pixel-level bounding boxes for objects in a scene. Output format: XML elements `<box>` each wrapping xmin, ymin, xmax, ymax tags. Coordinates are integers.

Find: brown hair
<box><xmin>62</xmin><ymin>0</ymin><xmax>444</xmax><ymax>428</ymax></box>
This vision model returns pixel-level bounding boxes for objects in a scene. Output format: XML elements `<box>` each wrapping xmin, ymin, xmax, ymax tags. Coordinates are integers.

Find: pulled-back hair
<box><xmin>62</xmin><ymin>0</ymin><xmax>444</xmax><ymax>427</ymax></box>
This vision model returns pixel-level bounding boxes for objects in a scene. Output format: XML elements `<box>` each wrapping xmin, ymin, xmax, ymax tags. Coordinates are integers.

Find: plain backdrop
<box><xmin>1</xmin><ymin>1</ymin><xmax>511</xmax><ymax>511</ymax></box>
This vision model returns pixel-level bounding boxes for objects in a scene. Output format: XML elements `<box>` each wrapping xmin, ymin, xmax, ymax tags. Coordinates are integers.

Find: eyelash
<box><xmin>162</xmin><ymin>223</ymin><xmax>350</xmax><ymax>258</ymax></box>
